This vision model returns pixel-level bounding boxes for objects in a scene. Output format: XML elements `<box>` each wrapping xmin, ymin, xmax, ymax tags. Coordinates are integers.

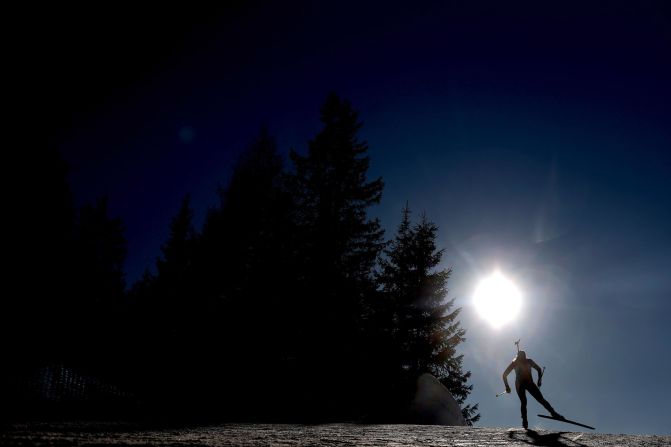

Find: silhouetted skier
<box><xmin>502</xmin><ymin>350</ymin><xmax>563</xmax><ymax>429</ymax></box>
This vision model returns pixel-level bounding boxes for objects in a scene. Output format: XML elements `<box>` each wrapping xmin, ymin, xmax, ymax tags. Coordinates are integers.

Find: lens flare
<box><xmin>473</xmin><ymin>271</ymin><xmax>522</xmax><ymax>328</ymax></box>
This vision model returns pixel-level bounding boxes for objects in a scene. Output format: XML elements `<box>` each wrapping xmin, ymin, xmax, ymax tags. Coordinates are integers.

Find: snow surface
<box><xmin>2</xmin><ymin>423</ymin><xmax>669</xmax><ymax>446</ymax></box>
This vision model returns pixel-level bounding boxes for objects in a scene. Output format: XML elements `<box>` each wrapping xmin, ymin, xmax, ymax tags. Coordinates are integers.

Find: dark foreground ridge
<box><xmin>2</xmin><ymin>423</ymin><xmax>669</xmax><ymax>446</ymax></box>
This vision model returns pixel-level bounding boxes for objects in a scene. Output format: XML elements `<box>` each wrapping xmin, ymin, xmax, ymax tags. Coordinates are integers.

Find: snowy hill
<box><xmin>2</xmin><ymin>423</ymin><xmax>669</xmax><ymax>446</ymax></box>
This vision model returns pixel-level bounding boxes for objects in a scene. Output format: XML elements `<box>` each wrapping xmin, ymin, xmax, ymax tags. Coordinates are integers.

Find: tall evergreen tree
<box><xmin>192</xmin><ymin>129</ymin><xmax>293</xmax><ymax>418</ymax></box>
<box><xmin>76</xmin><ymin>197</ymin><xmax>127</xmax><ymax>306</ymax></box>
<box><xmin>153</xmin><ymin>194</ymin><xmax>197</xmax><ymax>346</ymax></box>
<box><xmin>72</xmin><ymin>197</ymin><xmax>127</xmax><ymax>377</ymax></box>
<box><xmin>376</xmin><ymin>203</ymin><xmax>414</xmax><ymax>369</ymax></box>
<box><xmin>141</xmin><ymin>194</ymin><xmax>199</xmax><ymax>408</ymax></box>
<box><xmin>219</xmin><ymin>128</ymin><xmax>289</xmax><ymax>300</ymax></box>
<box><xmin>198</xmin><ymin>129</ymin><xmax>287</xmax><ymax>302</ymax></box>
<box><xmin>157</xmin><ymin>195</ymin><xmax>196</xmax><ymax>284</ymax></box>
<box><xmin>197</xmin><ymin>128</ymin><xmax>289</xmax><ymax>333</ymax></box>
<box><xmin>288</xmin><ymin>93</ymin><xmax>385</xmax><ymax>418</ymax></box>
<box><xmin>379</xmin><ymin>206</ymin><xmax>480</xmax><ymax>424</ymax></box>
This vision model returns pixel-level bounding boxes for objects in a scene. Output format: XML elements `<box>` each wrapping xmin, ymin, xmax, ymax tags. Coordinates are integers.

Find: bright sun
<box><xmin>473</xmin><ymin>271</ymin><xmax>522</xmax><ymax>328</ymax></box>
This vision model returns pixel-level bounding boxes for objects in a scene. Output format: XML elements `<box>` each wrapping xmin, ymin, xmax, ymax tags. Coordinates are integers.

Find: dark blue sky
<box><xmin>55</xmin><ymin>2</ymin><xmax>670</xmax><ymax>434</ymax></box>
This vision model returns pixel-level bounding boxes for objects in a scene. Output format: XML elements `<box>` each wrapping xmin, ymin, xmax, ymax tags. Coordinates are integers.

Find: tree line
<box><xmin>4</xmin><ymin>94</ymin><xmax>478</xmax><ymax>424</ymax></box>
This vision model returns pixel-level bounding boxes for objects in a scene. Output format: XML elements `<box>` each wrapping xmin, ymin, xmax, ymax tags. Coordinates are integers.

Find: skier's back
<box><xmin>507</xmin><ymin>350</ymin><xmax>537</xmax><ymax>383</ymax></box>
<box><xmin>502</xmin><ymin>350</ymin><xmax>563</xmax><ymax>429</ymax></box>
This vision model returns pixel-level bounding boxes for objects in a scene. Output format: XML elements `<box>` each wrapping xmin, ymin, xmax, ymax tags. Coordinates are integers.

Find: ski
<box><xmin>538</xmin><ymin>414</ymin><xmax>595</xmax><ymax>430</ymax></box>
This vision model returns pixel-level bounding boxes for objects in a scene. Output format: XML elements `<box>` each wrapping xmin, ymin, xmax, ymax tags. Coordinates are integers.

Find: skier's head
<box><xmin>517</xmin><ymin>350</ymin><xmax>527</xmax><ymax>361</ymax></box>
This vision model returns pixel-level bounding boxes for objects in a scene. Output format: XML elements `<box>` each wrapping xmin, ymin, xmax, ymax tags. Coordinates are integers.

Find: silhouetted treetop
<box><xmin>290</xmin><ymin>93</ymin><xmax>384</xmax><ymax>281</ymax></box>
<box><xmin>157</xmin><ymin>194</ymin><xmax>196</xmax><ymax>281</ymax></box>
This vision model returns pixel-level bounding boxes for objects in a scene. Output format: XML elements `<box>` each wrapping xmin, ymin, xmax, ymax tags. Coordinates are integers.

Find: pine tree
<box><xmin>288</xmin><ymin>93</ymin><xmax>385</xmax><ymax>418</ymax></box>
<box><xmin>379</xmin><ymin>206</ymin><xmax>480</xmax><ymax>424</ymax></box>
<box><xmin>157</xmin><ymin>195</ymin><xmax>196</xmax><ymax>284</ymax></box>
<box><xmin>290</xmin><ymin>94</ymin><xmax>384</xmax><ymax>283</ymax></box>
<box><xmin>191</xmin><ymin>129</ymin><xmax>293</xmax><ymax>418</ymax></box>
<box><xmin>76</xmin><ymin>197</ymin><xmax>127</xmax><ymax>306</ymax></box>
<box><xmin>73</xmin><ymin>197</ymin><xmax>127</xmax><ymax>376</ymax></box>
<box><xmin>376</xmin><ymin>204</ymin><xmax>414</xmax><ymax>369</ymax></box>
<box><xmin>154</xmin><ymin>194</ymin><xmax>196</xmax><ymax>342</ymax></box>
<box><xmin>219</xmin><ymin>128</ymin><xmax>288</xmax><ymax>298</ymax></box>
<box><xmin>198</xmin><ymin>128</ymin><xmax>287</xmax><ymax>300</ymax></box>
<box><xmin>224</xmin><ymin>129</ymin><xmax>293</xmax><ymax>415</ymax></box>
<box><xmin>147</xmin><ymin>194</ymin><xmax>199</xmax><ymax>407</ymax></box>
<box><xmin>197</xmin><ymin>128</ymin><xmax>289</xmax><ymax>338</ymax></box>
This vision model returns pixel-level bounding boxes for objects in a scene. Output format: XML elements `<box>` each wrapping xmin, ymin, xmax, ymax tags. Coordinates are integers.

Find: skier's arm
<box><xmin>502</xmin><ymin>362</ymin><xmax>514</xmax><ymax>392</ymax></box>
<box><xmin>529</xmin><ymin>359</ymin><xmax>543</xmax><ymax>386</ymax></box>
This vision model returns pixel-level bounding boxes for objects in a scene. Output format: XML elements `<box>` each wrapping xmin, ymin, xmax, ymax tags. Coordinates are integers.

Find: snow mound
<box><xmin>411</xmin><ymin>373</ymin><xmax>466</xmax><ymax>426</ymax></box>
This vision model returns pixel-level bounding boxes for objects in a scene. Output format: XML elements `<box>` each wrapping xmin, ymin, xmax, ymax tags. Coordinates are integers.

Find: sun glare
<box><xmin>473</xmin><ymin>271</ymin><xmax>522</xmax><ymax>328</ymax></box>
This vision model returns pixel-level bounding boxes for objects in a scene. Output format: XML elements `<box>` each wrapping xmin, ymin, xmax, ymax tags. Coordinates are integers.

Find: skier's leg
<box><xmin>527</xmin><ymin>382</ymin><xmax>563</xmax><ymax>419</ymax></box>
<box><xmin>516</xmin><ymin>382</ymin><xmax>528</xmax><ymax>428</ymax></box>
